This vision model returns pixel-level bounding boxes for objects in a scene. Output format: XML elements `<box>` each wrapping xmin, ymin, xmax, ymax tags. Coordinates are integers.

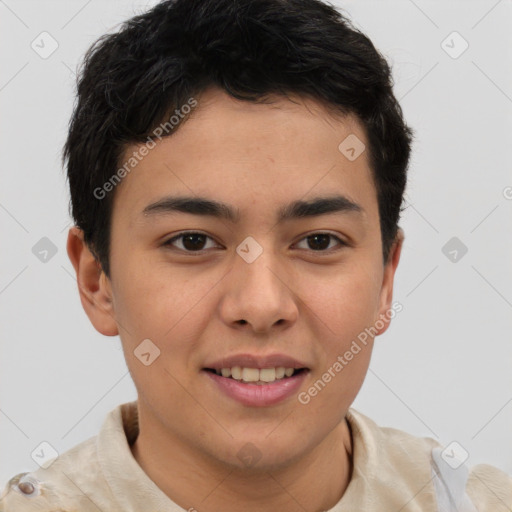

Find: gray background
<box><xmin>1</xmin><ymin>0</ymin><xmax>511</xmax><ymax>487</ymax></box>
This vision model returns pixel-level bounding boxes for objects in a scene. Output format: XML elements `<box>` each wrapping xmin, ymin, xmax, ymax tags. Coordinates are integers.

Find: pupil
<box><xmin>308</xmin><ymin>234</ymin><xmax>330</xmax><ymax>250</ymax></box>
<box><xmin>183</xmin><ymin>234</ymin><xmax>206</xmax><ymax>250</ymax></box>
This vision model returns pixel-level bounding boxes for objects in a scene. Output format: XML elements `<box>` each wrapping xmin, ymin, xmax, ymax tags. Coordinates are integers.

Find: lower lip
<box><xmin>203</xmin><ymin>370</ymin><xmax>309</xmax><ymax>407</ymax></box>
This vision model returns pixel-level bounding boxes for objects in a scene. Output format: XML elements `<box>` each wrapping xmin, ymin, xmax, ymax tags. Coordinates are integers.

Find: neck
<box><xmin>130</xmin><ymin>408</ymin><xmax>353</xmax><ymax>512</ymax></box>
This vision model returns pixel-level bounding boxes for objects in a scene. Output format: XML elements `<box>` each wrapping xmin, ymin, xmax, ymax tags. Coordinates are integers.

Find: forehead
<box><xmin>183</xmin><ymin>88</ymin><xmax>365</xmax><ymax>151</ymax></box>
<box><xmin>111</xmin><ymin>88</ymin><xmax>377</xmax><ymax>226</ymax></box>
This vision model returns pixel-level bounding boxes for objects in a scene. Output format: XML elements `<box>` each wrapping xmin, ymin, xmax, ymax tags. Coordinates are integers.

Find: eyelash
<box><xmin>162</xmin><ymin>231</ymin><xmax>347</xmax><ymax>255</ymax></box>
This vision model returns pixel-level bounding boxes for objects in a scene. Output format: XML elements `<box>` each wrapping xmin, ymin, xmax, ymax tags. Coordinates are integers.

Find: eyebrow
<box><xmin>141</xmin><ymin>194</ymin><xmax>364</xmax><ymax>224</ymax></box>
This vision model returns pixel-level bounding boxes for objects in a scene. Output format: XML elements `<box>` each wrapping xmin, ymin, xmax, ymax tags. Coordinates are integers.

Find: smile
<box><xmin>202</xmin><ymin>368</ymin><xmax>310</xmax><ymax>407</ymax></box>
<box><xmin>205</xmin><ymin>366</ymin><xmax>307</xmax><ymax>384</ymax></box>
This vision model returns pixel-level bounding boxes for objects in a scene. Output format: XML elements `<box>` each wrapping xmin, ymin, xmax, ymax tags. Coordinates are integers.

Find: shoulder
<box><xmin>466</xmin><ymin>462</ymin><xmax>512</xmax><ymax>509</ymax></box>
<box><xmin>0</xmin><ymin>401</ymin><xmax>137</xmax><ymax>512</ymax></box>
<box><xmin>0</xmin><ymin>434</ymin><xmax>112</xmax><ymax>511</ymax></box>
<box><xmin>346</xmin><ymin>408</ymin><xmax>512</xmax><ymax>509</ymax></box>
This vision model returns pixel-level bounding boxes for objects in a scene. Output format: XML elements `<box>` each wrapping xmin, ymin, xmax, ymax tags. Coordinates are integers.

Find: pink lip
<box><xmin>203</xmin><ymin>369</ymin><xmax>309</xmax><ymax>407</ymax></box>
<box><xmin>203</xmin><ymin>353</ymin><xmax>309</xmax><ymax>371</ymax></box>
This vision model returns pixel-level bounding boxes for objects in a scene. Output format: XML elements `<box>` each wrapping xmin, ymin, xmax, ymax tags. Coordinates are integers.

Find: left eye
<box><xmin>163</xmin><ymin>232</ymin><xmax>346</xmax><ymax>253</ymax></box>
<box><xmin>294</xmin><ymin>233</ymin><xmax>346</xmax><ymax>252</ymax></box>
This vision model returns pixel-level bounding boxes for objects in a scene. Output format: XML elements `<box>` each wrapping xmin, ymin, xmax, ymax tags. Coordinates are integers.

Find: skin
<box><xmin>67</xmin><ymin>86</ymin><xmax>403</xmax><ymax>512</ymax></box>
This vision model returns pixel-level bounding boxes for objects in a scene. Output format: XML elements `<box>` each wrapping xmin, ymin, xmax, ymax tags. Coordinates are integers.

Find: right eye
<box><xmin>162</xmin><ymin>231</ymin><xmax>222</xmax><ymax>253</ymax></box>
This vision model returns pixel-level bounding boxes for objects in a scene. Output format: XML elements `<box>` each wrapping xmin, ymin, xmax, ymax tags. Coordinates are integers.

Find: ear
<box><xmin>66</xmin><ymin>226</ymin><xmax>119</xmax><ymax>336</ymax></box>
<box><xmin>374</xmin><ymin>227</ymin><xmax>404</xmax><ymax>336</ymax></box>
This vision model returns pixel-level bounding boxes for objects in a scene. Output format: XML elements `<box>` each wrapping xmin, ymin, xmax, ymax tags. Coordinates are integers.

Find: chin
<box><xmin>222</xmin><ymin>436</ymin><xmax>308</xmax><ymax>473</ymax></box>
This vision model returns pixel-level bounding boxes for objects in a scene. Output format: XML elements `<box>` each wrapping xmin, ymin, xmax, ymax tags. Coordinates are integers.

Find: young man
<box><xmin>2</xmin><ymin>0</ymin><xmax>510</xmax><ymax>510</ymax></box>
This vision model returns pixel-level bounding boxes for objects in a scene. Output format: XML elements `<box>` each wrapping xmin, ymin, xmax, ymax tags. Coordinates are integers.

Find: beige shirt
<box><xmin>1</xmin><ymin>400</ymin><xmax>511</xmax><ymax>511</ymax></box>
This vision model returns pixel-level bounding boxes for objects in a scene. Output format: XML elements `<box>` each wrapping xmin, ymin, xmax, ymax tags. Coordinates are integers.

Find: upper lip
<box><xmin>204</xmin><ymin>353</ymin><xmax>309</xmax><ymax>370</ymax></box>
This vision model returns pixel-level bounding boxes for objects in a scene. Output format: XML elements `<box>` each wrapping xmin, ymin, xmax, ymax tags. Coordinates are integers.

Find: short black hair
<box><xmin>63</xmin><ymin>0</ymin><xmax>413</xmax><ymax>279</ymax></box>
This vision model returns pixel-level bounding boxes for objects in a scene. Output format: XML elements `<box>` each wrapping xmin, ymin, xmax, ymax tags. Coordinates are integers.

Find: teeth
<box><xmin>242</xmin><ymin>368</ymin><xmax>259</xmax><ymax>382</ymax></box>
<box><xmin>275</xmin><ymin>367</ymin><xmax>285</xmax><ymax>379</ymax></box>
<box><xmin>259</xmin><ymin>368</ymin><xmax>276</xmax><ymax>382</ymax></box>
<box><xmin>213</xmin><ymin>366</ymin><xmax>299</xmax><ymax>383</ymax></box>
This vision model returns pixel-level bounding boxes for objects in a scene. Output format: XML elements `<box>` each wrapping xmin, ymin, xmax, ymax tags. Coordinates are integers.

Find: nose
<box><xmin>219</xmin><ymin>245</ymin><xmax>299</xmax><ymax>334</ymax></box>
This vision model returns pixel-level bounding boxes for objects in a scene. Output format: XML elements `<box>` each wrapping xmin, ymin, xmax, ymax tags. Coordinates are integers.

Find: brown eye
<box><xmin>162</xmin><ymin>231</ymin><xmax>346</xmax><ymax>255</ymax></box>
<box><xmin>295</xmin><ymin>233</ymin><xmax>346</xmax><ymax>252</ymax></box>
<box><xmin>163</xmin><ymin>232</ymin><xmax>218</xmax><ymax>252</ymax></box>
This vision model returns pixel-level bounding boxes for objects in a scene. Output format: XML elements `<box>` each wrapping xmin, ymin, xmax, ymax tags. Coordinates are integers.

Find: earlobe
<box><xmin>66</xmin><ymin>226</ymin><xmax>119</xmax><ymax>337</ymax></box>
<box><xmin>374</xmin><ymin>228</ymin><xmax>404</xmax><ymax>336</ymax></box>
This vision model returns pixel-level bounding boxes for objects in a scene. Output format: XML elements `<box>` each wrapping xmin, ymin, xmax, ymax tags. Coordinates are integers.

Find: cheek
<box><xmin>297</xmin><ymin>274</ymin><xmax>377</xmax><ymax>421</ymax></box>
<box><xmin>300</xmin><ymin>260</ymin><xmax>382</xmax><ymax>338</ymax></box>
<box><xmin>295</xmin><ymin>259</ymin><xmax>382</xmax><ymax>397</ymax></box>
<box><xmin>112</xmin><ymin>262</ymin><xmax>215</xmax><ymax>406</ymax></box>
<box><xmin>111</xmin><ymin>257</ymin><xmax>217</xmax><ymax>355</ymax></box>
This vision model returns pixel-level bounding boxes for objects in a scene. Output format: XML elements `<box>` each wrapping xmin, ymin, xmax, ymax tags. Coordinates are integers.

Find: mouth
<box><xmin>202</xmin><ymin>366</ymin><xmax>310</xmax><ymax>407</ymax></box>
<box><xmin>203</xmin><ymin>367</ymin><xmax>309</xmax><ymax>385</ymax></box>
<box><xmin>201</xmin><ymin>353</ymin><xmax>311</xmax><ymax>406</ymax></box>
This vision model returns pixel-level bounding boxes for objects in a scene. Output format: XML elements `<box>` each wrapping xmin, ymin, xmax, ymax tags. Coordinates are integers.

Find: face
<box><xmin>68</xmin><ymin>87</ymin><xmax>402</xmax><ymax>471</ymax></box>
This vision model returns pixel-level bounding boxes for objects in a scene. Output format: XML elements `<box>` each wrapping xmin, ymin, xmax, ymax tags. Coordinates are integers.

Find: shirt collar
<box><xmin>97</xmin><ymin>400</ymin><xmax>180</xmax><ymax>510</ymax></box>
<box><xmin>332</xmin><ymin>408</ymin><xmax>437</xmax><ymax>511</ymax></box>
<box><xmin>97</xmin><ymin>401</ymin><xmax>437</xmax><ymax>511</ymax></box>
